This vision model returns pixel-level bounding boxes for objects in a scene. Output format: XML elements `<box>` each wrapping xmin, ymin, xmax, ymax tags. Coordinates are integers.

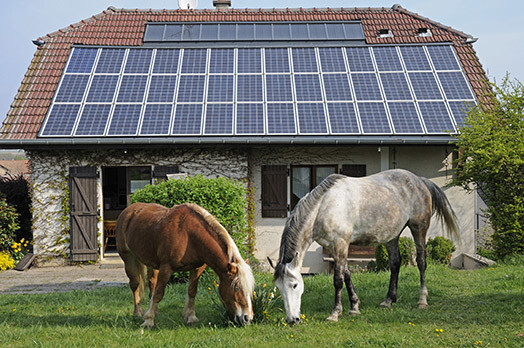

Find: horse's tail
<box><xmin>421</xmin><ymin>177</ymin><xmax>460</xmax><ymax>242</ymax></box>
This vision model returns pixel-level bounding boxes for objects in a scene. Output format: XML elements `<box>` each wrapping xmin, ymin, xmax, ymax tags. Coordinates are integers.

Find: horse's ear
<box><xmin>245</xmin><ymin>258</ymin><xmax>250</xmax><ymax>265</ymax></box>
<box><xmin>267</xmin><ymin>257</ymin><xmax>275</xmax><ymax>269</ymax></box>
<box><xmin>227</xmin><ymin>262</ymin><xmax>238</xmax><ymax>275</ymax></box>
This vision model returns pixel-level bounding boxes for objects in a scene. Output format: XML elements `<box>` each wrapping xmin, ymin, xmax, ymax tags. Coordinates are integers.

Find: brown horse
<box><xmin>116</xmin><ymin>202</ymin><xmax>255</xmax><ymax>328</ymax></box>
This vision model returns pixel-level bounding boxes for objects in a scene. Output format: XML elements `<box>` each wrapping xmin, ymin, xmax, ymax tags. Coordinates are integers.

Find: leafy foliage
<box><xmin>426</xmin><ymin>236</ymin><xmax>456</xmax><ymax>264</ymax></box>
<box><xmin>451</xmin><ymin>77</ymin><xmax>524</xmax><ymax>258</ymax></box>
<box><xmin>0</xmin><ymin>251</ymin><xmax>14</xmax><ymax>270</ymax></box>
<box><xmin>0</xmin><ymin>198</ymin><xmax>20</xmax><ymax>253</ymax></box>
<box><xmin>0</xmin><ymin>175</ymin><xmax>31</xmax><ymax>244</ymax></box>
<box><xmin>374</xmin><ymin>237</ymin><xmax>416</xmax><ymax>271</ymax></box>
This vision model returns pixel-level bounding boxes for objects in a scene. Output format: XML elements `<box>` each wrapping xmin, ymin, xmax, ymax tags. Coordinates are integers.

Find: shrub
<box><xmin>0</xmin><ymin>198</ymin><xmax>20</xmax><ymax>253</ymax></box>
<box><xmin>0</xmin><ymin>251</ymin><xmax>14</xmax><ymax>271</ymax></box>
<box><xmin>0</xmin><ymin>175</ymin><xmax>31</xmax><ymax>244</ymax></box>
<box><xmin>477</xmin><ymin>246</ymin><xmax>498</xmax><ymax>261</ymax></box>
<box><xmin>374</xmin><ymin>237</ymin><xmax>416</xmax><ymax>271</ymax></box>
<box><xmin>426</xmin><ymin>236</ymin><xmax>456</xmax><ymax>264</ymax></box>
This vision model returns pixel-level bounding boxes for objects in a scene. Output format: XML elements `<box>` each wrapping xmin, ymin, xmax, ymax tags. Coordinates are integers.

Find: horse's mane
<box><xmin>184</xmin><ymin>203</ymin><xmax>255</xmax><ymax>299</ymax></box>
<box><xmin>274</xmin><ymin>174</ymin><xmax>345</xmax><ymax>280</ymax></box>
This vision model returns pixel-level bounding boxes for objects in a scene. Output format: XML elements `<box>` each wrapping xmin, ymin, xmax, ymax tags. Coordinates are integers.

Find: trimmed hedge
<box><xmin>426</xmin><ymin>236</ymin><xmax>456</xmax><ymax>264</ymax></box>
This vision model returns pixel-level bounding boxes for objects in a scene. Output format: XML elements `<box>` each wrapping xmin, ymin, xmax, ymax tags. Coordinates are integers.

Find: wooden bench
<box><xmin>322</xmin><ymin>245</ymin><xmax>376</xmax><ymax>272</ymax></box>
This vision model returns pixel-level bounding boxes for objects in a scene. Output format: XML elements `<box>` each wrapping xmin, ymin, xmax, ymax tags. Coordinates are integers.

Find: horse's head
<box><xmin>219</xmin><ymin>260</ymin><xmax>254</xmax><ymax>325</ymax></box>
<box><xmin>273</xmin><ymin>256</ymin><xmax>304</xmax><ymax>325</ymax></box>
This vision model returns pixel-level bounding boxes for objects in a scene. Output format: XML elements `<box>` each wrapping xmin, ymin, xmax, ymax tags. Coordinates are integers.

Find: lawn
<box><xmin>0</xmin><ymin>261</ymin><xmax>523</xmax><ymax>347</ymax></box>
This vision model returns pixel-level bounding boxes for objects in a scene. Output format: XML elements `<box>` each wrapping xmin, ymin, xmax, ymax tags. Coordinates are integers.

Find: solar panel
<box><xmin>124</xmin><ymin>50</ymin><xmax>153</xmax><ymax>74</ymax></box>
<box><xmin>117</xmin><ymin>75</ymin><xmax>148</xmax><ymax>103</ymax></box>
<box><xmin>267</xmin><ymin>103</ymin><xmax>296</xmax><ymax>134</ymax></box>
<box><xmin>448</xmin><ymin>101</ymin><xmax>476</xmax><ymax>128</ymax></box>
<box><xmin>346</xmin><ymin>47</ymin><xmax>374</xmax><ymax>72</ymax></box>
<box><xmin>327</xmin><ymin>103</ymin><xmax>359</xmax><ymax>134</ymax></box>
<box><xmin>399</xmin><ymin>46</ymin><xmax>431</xmax><ymax>71</ymax></box>
<box><xmin>95</xmin><ymin>49</ymin><xmax>125</xmax><ymax>74</ymax></box>
<box><xmin>66</xmin><ymin>48</ymin><xmax>97</xmax><ymax>73</ymax></box>
<box><xmin>75</xmin><ymin>104</ymin><xmax>112</xmax><ymax>136</ymax></box>
<box><xmin>373</xmin><ymin>47</ymin><xmax>403</xmax><ymax>72</ymax></box>
<box><xmin>54</xmin><ymin>75</ymin><xmax>90</xmax><ymax>103</ymax></box>
<box><xmin>357</xmin><ymin>102</ymin><xmax>391</xmax><ymax>134</ymax></box>
<box><xmin>86</xmin><ymin>75</ymin><xmax>119</xmax><ymax>103</ymax></box>
<box><xmin>292</xmin><ymin>48</ymin><xmax>318</xmax><ymax>73</ymax></box>
<box><xmin>236</xmin><ymin>103</ymin><xmax>264</xmax><ymax>134</ymax></box>
<box><xmin>209</xmin><ymin>49</ymin><xmax>234</xmax><ymax>74</ymax></box>
<box><xmin>41</xmin><ymin>104</ymin><xmax>81</xmax><ymax>136</ymax></box>
<box><xmin>297</xmin><ymin>103</ymin><xmax>327</xmax><ymax>134</ymax></box>
<box><xmin>181</xmin><ymin>49</ymin><xmax>207</xmax><ymax>74</ymax></box>
<box><xmin>237</xmin><ymin>75</ymin><xmax>263</xmax><ymax>102</ymax></box>
<box><xmin>323</xmin><ymin>74</ymin><xmax>352</xmax><ymax>101</ymax></box>
<box><xmin>172</xmin><ymin>104</ymin><xmax>203</xmax><ymax>135</ymax></box>
<box><xmin>204</xmin><ymin>104</ymin><xmax>233</xmax><ymax>134</ymax></box>
<box><xmin>427</xmin><ymin>45</ymin><xmax>460</xmax><ymax>71</ymax></box>
<box><xmin>238</xmin><ymin>49</ymin><xmax>262</xmax><ymax>73</ymax></box>
<box><xmin>177</xmin><ymin>75</ymin><xmax>206</xmax><ymax>102</ymax></box>
<box><xmin>153</xmin><ymin>49</ymin><xmax>180</xmax><ymax>74</ymax></box>
<box><xmin>266</xmin><ymin>74</ymin><xmax>293</xmax><ymax>102</ymax></box>
<box><xmin>147</xmin><ymin>75</ymin><xmax>177</xmax><ymax>103</ymax></box>
<box><xmin>380</xmin><ymin>73</ymin><xmax>412</xmax><ymax>101</ymax></box>
<box><xmin>207</xmin><ymin>75</ymin><xmax>234</xmax><ymax>102</ymax></box>
<box><xmin>351</xmin><ymin>73</ymin><xmax>382</xmax><ymax>101</ymax></box>
<box><xmin>418</xmin><ymin>101</ymin><xmax>455</xmax><ymax>133</ymax></box>
<box><xmin>318</xmin><ymin>47</ymin><xmax>346</xmax><ymax>73</ymax></box>
<box><xmin>107</xmin><ymin>104</ymin><xmax>142</xmax><ymax>135</ymax></box>
<box><xmin>437</xmin><ymin>71</ymin><xmax>474</xmax><ymax>100</ymax></box>
<box><xmin>387</xmin><ymin>102</ymin><xmax>424</xmax><ymax>133</ymax></box>
<box><xmin>294</xmin><ymin>74</ymin><xmax>323</xmax><ymax>102</ymax></box>
<box><xmin>409</xmin><ymin>72</ymin><xmax>442</xmax><ymax>100</ymax></box>
<box><xmin>265</xmin><ymin>48</ymin><xmax>290</xmax><ymax>73</ymax></box>
<box><xmin>140</xmin><ymin>104</ymin><xmax>172</xmax><ymax>135</ymax></box>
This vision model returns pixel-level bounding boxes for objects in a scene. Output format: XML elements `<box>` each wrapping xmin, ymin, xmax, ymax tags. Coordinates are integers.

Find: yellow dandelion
<box><xmin>290</xmin><ymin>334</ymin><xmax>294</xmax><ymax>338</ymax></box>
<box><xmin>12</xmin><ymin>308</ymin><xmax>16</xmax><ymax>312</ymax></box>
<box><xmin>263</xmin><ymin>283</ymin><xmax>267</xmax><ymax>288</ymax></box>
<box><xmin>253</xmin><ymin>291</ymin><xmax>257</xmax><ymax>299</ymax></box>
<box><xmin>20</xmin><ymin>238</ymin><xmax>25</xmax><ymax>243</ymax></box>
<box><xmin>300</xmin><ymin>314</ymin><xmax>306</xmax><ymax>320</ymax></box>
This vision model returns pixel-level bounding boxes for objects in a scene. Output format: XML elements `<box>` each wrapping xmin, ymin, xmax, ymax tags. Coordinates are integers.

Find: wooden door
<box><xmin>69</xmin><ymin>166</ymin><xmax>99</xmax><ymax>262</ymax></box>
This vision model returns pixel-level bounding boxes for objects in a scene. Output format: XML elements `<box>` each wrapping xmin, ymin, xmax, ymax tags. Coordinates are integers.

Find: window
<box><xmin>291</xmin><ymin>165</ymin><xmax>337</xmax><ymax>210</ymax></box>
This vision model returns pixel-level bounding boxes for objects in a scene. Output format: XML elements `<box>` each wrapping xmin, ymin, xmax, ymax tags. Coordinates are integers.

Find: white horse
<box><xmin>269</xmin><ymin>169</ymin><xmax>459</xmax><ymax>324</ymax></box>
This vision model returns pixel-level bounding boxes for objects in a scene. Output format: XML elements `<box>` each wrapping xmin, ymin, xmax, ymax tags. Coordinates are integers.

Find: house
<box><xmin>0</xmin><ymin>3</ymin><xmax>489</xmax><ymax>271</ymax></box>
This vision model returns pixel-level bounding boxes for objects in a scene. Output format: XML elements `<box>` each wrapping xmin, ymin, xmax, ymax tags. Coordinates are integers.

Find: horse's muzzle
<box><xmin>286</xmin><ymin>316</ymin><xmax>301</xmax><ymax>325</ymax></box>
<box><xmin>235</xmin><ymin>314</ymin><xmax>252</xmax><ymax>326</ymax></box>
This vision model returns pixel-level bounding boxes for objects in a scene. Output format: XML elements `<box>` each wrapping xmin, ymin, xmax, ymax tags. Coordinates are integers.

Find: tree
<box><xmin>451</xmin><ymin>77</ymin><xmax>524</xmax><ymax>259</ymax></box>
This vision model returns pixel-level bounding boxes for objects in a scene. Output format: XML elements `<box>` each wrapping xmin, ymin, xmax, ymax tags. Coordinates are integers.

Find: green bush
<box><xmin>374</xmin><ymin>237</ymin><xmax>416</xmax><ymax>271</ymax></box>
<box><xmin>426</xmin><ymin>237</ymin><xmax>455</xmax><ymax>264</ymax></box>
<box><xmin>0</xmin><ymin>197</ymin><xmax>20</xmax><ymax>253</ymax></box>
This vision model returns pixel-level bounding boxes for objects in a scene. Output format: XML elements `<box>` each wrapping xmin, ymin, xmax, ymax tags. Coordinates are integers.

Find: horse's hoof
<box><xmin>185</xmin><ymin>316</ymin><xmax>199</xmax><ymax>325</ymax></box>
<box><xmin>141</xmin><ymin>318</ymin><xmax>155</xmax><ymax>328</ymax></box>
<box><xmin>133</xmin><ymin>309</ymin><xmax>144</xmax><ymax>318</ymax></box>
<box><xmin>418</xmin><ymin>303</ymin><xmax>428</xmax><ymax>309</ymax></box>
<box><xmin>379</xmin><ymin>301</ymin><xmax>392</xmax><ymax>309</ymax></box>
<box><xmin>326</xmin><ymin>312</ymin><xmax>341</xmax><ymax>322</ymax></box>
<box><xmin>348</xmin><ymin>309</ymin><xmax>361</xmax><ymax>316</ymax></box>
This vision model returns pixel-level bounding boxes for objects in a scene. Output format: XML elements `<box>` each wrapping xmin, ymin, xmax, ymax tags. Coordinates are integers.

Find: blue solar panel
<box><xmin>107</xmin><ymin>104</ymin><xmax>142</xmax><ymax>135</ymax></box>
<box><xmin>346</xmin><ymin>47</ymin><xmax>374</xmax><ymax>72</ymax></box>
<box><xmin>153</xmin><ymin>49</ymin><xmax>180</xmax><ymax>74</ymax></box>
<box><xmin>323</xmin><ymin>74</ymin><xmax>352</xmax><ymax>101</ymax></box>
<box><xmin>357</xmin><ymin>102</ymin><xmax>392</xmax><ymax>134</ymax></box>
<box><xmin>351</xmin><ymin>73</ymin><xmax>382</xmax><ymax>101</ymax></box>
<box><xmin>95</xmin><ymin>49</ymin><xmax>125</xmax><ymax>74</ymax></box>
<box><xmin>204</xmin><ymin>104</ymin><xmax>233</xmax><ymax>134</ymax></box>
<box><xmin>265</xmin><ymin>48</ymin><xmax>290</xmax><ymax>73</ymax></box>
<box><xmin>266</xmin><ymin>74</ymin><xmax>293</xmax><ymax>102</ymax></box>
<box><xmin>236</xmin><ymin>104</ymin><xmax>264</xmax><ymax>134</ymax></box>
<box><xmin>75</xmin><ymin>104</ymin><xmax>112</xmax><ymax>136</ymax></box>
<box><xmin>140</xmin><ymin>104</ymin><xmax>172</xmax><ymax>135</ymax></box>
<box><xmin>448</xmin><ymin>101</ymin><xmax>476</xmax><ymax>128</ymax></box>
<box><xmin>399</xmin><ymin>46</ymin><xmax>431</xmax><ymax>71</ymax></box>
<box><xmin>54</xmin><ymin>75</ymin><xmax>90</xmax><ymax>103</ymax></box>
<box><xmin>41</xmin><ymin>104</ymin><xmax>81</xmax><ymax>136</ymax></box>
<box><xmin>237</xmin><ymin>75</ymin><xmax>263</xmax><ymax>102</ymax></box>
<box><xmin>172</xmin><ymin>104</ymin><xmax>202</xmax><ymax>135</ymax></box>
<box><xmin>66</xmin><ymin>48</ymin><xmax>98</xmax><ymax>74</ymax></box>
<box><xmin>117</xmin><ymin>75</ymin><xmax>148</xmax><ymax>103</ymax></box>
<box><xmin>373</xmin><ymin>47</ymin><xmax>402</xmax><ymax>72</ymax></box>
<box><xmin>437</xmin><ymin>72</ymin><xmax>474</xmax><ymax>100</ymax></box>
<box><xmin>380</xmin><ymin>73</ymin><xmax>412</xmax><ymax>101</ymax></box>
<box><xmin>147</xmin><ymin>75</ymin><xmax>177</xmax><ymax>103</ymax></box>
<box><xmin>207</xmin><ymin>75</ymin><xmax>234</xmax><ymax>102</ymax></box>
<box><xmin>177</xmin><ymin>75</ymin><xmax>205</xmax><ymax>102</ymax></box>
<box><xmin>124</xmin><ymin>50</ymin><xmax>153</xmax><ymax>74</ymax></box>
<box><xmin>238</xmin><ymin>49</ymin><xmax>261</xmax><ymax>74</ymax></box>
<box><xmin>267</xmin><ymin>103</ymin><xmax>295</xmax><ymax>134</ymax></box>
<box><xmin>387</xmin><ymin>102</ymin><xmax>423</xmax><ymax>133</ymax></box>
<box><xmin>209</xmin><ymin>49</ymin><xmax>234</xmax><ymax>74</ymax></box>
<box><xmin>318</xmin><ymin>47</ymin><xmax>346</xmax><ymax>73</ymax></box>
<box><xmin>297</xmin><ymin>103</ymin><xmax>327</xmax><ymax>134</ymax></box>
<box><xmin>427</xmin><ymin>45</ymin><xmax>460</xmax><ymax>71</ymax></box>
<box><xmin>418</xmin><ymin>101</ymin><xmax>455</xmax><ymax>133</ymax></box>
<box><xmin>181</xmin><ymin>49</ymin><xmax>207</xmax><ymax>74</ymax></box>
<box><xmin>409</xmin><ymin>72</ymin><xmax>442</xmax><ymax>100</ymax></box>
<box><xmin>294</xmin><ymin>74</ymin><xmax>322</xmax><ymax>102</ymax></box>
<box><xmin>327</xmin><ymin>103</ymin><xmax>359</xmax><ymax>134</ymax></box>
<box><xmin>86</xmin><ymin>75</ymin><xmax>119</xmax><ymax>103</ymax></box>
<box><xmin>292</xmin><ymin>48</ymin><xmax>318</xmax><ymax>73</ymax></box>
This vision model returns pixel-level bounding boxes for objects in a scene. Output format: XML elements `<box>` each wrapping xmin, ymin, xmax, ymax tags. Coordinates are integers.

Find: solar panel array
<box><xmin>40</xmin><ymin>44</ymin><xmax>477</xmax><ymax>137</ymax></box>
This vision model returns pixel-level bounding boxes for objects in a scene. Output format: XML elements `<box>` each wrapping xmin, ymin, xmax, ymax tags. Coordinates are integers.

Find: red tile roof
<box><xmin>1</xmin><ymin>5</ymin><xmax>489</xmax><ymax>140</ymax></box>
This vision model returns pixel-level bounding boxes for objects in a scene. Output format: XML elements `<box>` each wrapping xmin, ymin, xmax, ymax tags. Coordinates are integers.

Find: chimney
<box><xmin>213</xmin><ymin>0</ymin><xmax>231</xmax><ymax>8</ymax></box>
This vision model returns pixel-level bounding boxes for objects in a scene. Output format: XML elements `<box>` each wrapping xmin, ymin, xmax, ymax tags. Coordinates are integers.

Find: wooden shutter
<box><xmin>341</xmin><ymin>164</ymin><xmax>366</xmax><ymax>177</ymax></box>
<box><xmin>69</xmin><ymin>167</ymin><xmax>99</xmax><ymax>262</ymax></box>
<box><xmin>261</xmin><ymin>165</ymin><xmax>288</xmax><ymax>218</ymax></box>
<box><xmin>153</xmin><ymin>165</ymin><xmax>179</xmax><ymax>183</ymax></box>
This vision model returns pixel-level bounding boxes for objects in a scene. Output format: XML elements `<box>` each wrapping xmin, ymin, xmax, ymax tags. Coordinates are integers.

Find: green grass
<box><xmin>1</xmin><ymin>262</ymin><xmax>523</xmax><ymax>347</ymax></box>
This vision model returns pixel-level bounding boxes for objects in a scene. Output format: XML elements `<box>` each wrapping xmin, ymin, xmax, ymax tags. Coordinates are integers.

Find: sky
<box><xmin>1</xmin><ymin>0</ymin><xmax>523</xmax><ymax>125</ymax></box>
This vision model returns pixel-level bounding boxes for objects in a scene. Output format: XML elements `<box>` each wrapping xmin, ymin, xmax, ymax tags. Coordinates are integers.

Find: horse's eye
<box><xmin>293</xmin><ymin>284</ymin><xmax>298</xmax><ymax>289</ymax></box>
